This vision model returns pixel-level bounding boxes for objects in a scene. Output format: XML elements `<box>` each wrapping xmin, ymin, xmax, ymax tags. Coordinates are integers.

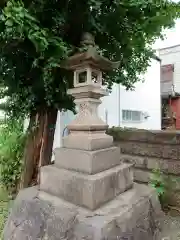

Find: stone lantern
<box><xmin>3</xmin><ymin>33</ymin><xmax>163</xmax><ymax>240</ymax></box>
<box><xmin>62</xmin><ymin>33</ymin><xmax>120</xmax><ymax>151</ymax></box>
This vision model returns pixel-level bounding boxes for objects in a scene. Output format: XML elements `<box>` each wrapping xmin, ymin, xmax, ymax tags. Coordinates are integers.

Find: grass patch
<box><xmin>0</xmin><ymin>186</ymin><xmax>9</xmax><ymax>240</ymax></box>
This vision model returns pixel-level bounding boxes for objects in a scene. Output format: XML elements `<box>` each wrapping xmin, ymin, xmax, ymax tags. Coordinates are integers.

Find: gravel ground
<box><xmin>157</xmin><ymin>216</ymin><xmax>180</xmax><ymax>240</ymax></box>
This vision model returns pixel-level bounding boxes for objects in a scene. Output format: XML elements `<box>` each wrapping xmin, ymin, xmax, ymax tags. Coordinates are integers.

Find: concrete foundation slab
<box><xmin>40</xmin><ymin>163</ymin><xmax>133</xmax><ymax>210</ymax></box>
<box><xmin>55</xmin><ymin>146</ymin><xmax>121</xmax><ymax>174</ymax></box>
<box><xmin>4</xmin><ymin>184</ymin><xmax>164</xmax><ymax>240</ymax></box>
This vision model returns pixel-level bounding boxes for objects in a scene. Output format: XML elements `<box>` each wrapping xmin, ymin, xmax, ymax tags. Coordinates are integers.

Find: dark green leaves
<box><xmin>0</xmin><ymin>0</ymin><xmax>179</xmax><ymax>116</ymax></box>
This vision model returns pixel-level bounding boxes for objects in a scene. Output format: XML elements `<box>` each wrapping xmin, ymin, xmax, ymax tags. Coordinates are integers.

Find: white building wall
<box><xmin>52</xmin><ymin>110</ymin><xmax>75</xmax><ymax>150</ymax></box>
<box><xmin>159</xmin><ymin>45</ymin><xmax>180</xmax><ymax>93</ymax></box>
<box><xmin>99</xmin><ymin>57</ymin><xmax>161</xmax><ymax>130</ymax></box>
<box><xmin>98</xmin><ymin>85</ymin><xmax>120</xmax><ymax>127</ymax></box>
<box><xmin>120</xmin><ymin>58</ymin><xmax>161</xmax><ymax>130</ymax></box>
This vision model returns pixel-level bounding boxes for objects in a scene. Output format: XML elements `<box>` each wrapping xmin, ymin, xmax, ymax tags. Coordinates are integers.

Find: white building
<box><xmin>53</xmin><ymin>55</ymin><xmax>161</xmax><ymax>150</ymax></box>
<box><xmin>99</xmin><ymin>57</ymin><xmax>161</xmax><ymax>129</ymax></box>
<box><xmin>159</xmin><ymin>44</ymin><xmax>180</xmax><ymax>96</ymax></box>
<box><xmin>159</xmin><ymin>44</ymin><xmax>180</xmax><ymax>129</ymax></box>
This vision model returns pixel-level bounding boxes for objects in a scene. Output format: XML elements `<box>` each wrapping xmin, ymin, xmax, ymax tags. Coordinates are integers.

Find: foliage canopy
<box><xmin>0</xmin><ymin>0</ymin><xmax>179</xmax><ymax>116</ymax></box>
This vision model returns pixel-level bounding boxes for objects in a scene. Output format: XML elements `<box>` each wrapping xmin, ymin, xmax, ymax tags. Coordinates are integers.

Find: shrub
<box><xmin>149</xmin><ymin>168</ymin><xmax>169</xmax><ymax>210</ymax></box>
<box><xmin>0</xmin><ymin>119</ymin><xmax>26</xmax><ymax>194</ymax></box>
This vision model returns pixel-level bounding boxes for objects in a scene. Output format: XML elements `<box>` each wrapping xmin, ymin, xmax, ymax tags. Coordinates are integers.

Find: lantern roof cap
<box><xmin>62</xmin><ymin>33</ymin><xmax>120</xmax><ymax>71</ymax></box>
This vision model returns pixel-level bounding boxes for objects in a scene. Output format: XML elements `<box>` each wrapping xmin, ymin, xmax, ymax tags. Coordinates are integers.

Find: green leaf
<box><xmin>156</xmin><ymin>187</ymin><xmax>165</xmax><ymax>196</ymax></box>
<box><xmin>5</xmin><ymin>19</ymin><xmax>13</xmax><ymax>26</ymax></box>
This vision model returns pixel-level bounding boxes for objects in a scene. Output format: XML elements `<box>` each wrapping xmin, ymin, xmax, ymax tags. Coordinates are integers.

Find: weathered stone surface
<box><xmin>4</xmin><ymin>184</ymin><xmax>163</xmax><ymax>240</ymax></box>
<box><xmin>132</xmin><ymin>168</ymin><xmax>180</xmax><ymax>208</ymax></box>
<box><xmin>147</xmin><ymin>158</ymin><xmax>180</xmax><ymax>175</ymax></box>
<box><xmin>156</xmin><ymin>215</ymin><xmax>180</xmax><ymax>240</ymax></box>
<box><xmin>4</xmin><ymin>187</ymin><xmax>78</xmax><ymax>240</ymax></box>
<box><xmin>108</xmin><ymin>128</ymin><xmax>180</xmax><ymax>145</ymax></box>
<box><xmin>125</xmin><ymin>161</ymin><xmax>180</xmax><ymax>191</ymax></box>
<box><xmin>55</xmin><ymin>146</ymin><xmax>121</xmax><ymax>174</ymax></box>
<box><xmin>62</xmin><ymin>132</ymin><xmax>113</xmax><ymax>151</ymax></box>
<box><xmin>40</xmin><ymin>163</ymin><xmax>133</xmax><ymax>210</ymax></box>
<box><xmin>120</xmin><ymin>154</ymin><xmax>180</xmax><ymax>175</ymax></box>
<box><xmin>119</xmin><ymin>141</ymin><xmax>180</xmax><ymax>160</ymax></box>
<box><xmin>110</xmin><ymin>128</ymin><xmax>180</xmax><ymax>208</ymax></box>
<box><xmin>133</xmin><ymin>168</ymin><xmax>151</xmax><ymax>183</ymax></box>
<box><xmin>168</xmin><ymin>191</ymin><xmax>180</xmax><ymax>207</ymax></box>
<box><xmin>120</xmin><ymin>154</ymin><xmax>147</xmax><ymax>168</ymax></box>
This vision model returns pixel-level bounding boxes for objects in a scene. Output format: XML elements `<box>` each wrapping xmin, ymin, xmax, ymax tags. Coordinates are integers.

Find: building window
<box><xmin>122</xmin><ymin>110</ymin><xmax>142</xmax><ymax>122</ymax></box>
<box><xmin>160</xmin><ymin>64</ymin><xmax>174</xmax><ymax>95</ymax></box>
<box><xmin>161</xmin><ymin>64</ymin><xmax>174</xmax><ymax>82</ymax></box>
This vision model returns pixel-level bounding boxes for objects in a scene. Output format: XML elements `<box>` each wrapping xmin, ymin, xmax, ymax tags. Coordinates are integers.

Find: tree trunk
<box><xmin>19</xmin><ymin>108</ymin><xmax>57</xmax><ymax>189</ymax></box>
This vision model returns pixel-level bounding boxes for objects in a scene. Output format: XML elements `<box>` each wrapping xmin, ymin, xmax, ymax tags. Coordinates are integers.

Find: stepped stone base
<box><xmin>40</xmin><ymin>163</ymin><xmax>133</xmax><ymax>210</ymax></box>
<box><xmin>54</xmin><ymin>146</ymin><xmax>121</xmax><ymax>174</ymax></box>
<box><xmin>62</xmin><ymin>132</ymin><xmax>113</xmax><ymax>151</ymax></box>
<box><xmin>4</xmin><ymin>183</ymin><xmax>163</xmax><ymax>240</ymax></box>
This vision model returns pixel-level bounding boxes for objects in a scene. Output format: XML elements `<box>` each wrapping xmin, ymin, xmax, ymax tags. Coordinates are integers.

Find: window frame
<box><xmin>122</xmin><ymin>109</ymin><xmax>143</xmax><ymax>123</ymax></box>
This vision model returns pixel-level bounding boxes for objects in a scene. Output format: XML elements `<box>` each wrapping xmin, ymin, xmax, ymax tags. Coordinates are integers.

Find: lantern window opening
<box><xmin>92</xmin><ymin>72</ymin><xmax>98</xmax><ymax>83</ymax></box>
<box><xmin>91</xmin><ymin>69</ymin><xmax>102</xmax><ymax>86</ymax></box>
<box><xmin>77</xmin><ymin>71</ymin><xmax>87</xmax><ymax>84</ymax></box>
<box><xmin>74</xmin><ymin>67</ymin><xmax>89</xmax><ymax>87</ymax></box>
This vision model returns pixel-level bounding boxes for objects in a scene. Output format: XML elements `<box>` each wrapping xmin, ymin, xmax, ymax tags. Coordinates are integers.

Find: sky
<box><xmin>154</xmin><ymin>0</ymin><xmax>180</xmax><ymax>50</ymax></box>
<box><xmin>154</xmin><ymin>19</ymin><xmax>180</xmax><ymax>50</ymax></box>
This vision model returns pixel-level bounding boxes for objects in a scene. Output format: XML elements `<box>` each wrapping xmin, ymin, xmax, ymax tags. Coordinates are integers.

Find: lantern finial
<box><xmin>80</xmin><ymin>32</ymin><xmax>95</xmax><ymax>47</ymax></box>
<box><xmin>61</xmin><ymin>32</ymin><xmax>120</xmax><ymax>71</ymax></box>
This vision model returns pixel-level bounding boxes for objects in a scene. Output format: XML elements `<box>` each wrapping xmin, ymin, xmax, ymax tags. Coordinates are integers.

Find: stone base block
<box><xmin>62</xmin><ymin>132</ymin><xmax>113</xmax><ymax>150</ymax></box>
<box><xmin>40</xmin><ymin>163</ymin><xmax>133</xmax><ymax>210</ymax></box>
<box><xmin>4</xmin><ymin>184</ymin><xmax>164</xmax><ymax>240</ymax></box>
<box><xmin>54</xmin><ymin>146</ymin><xmax>121</xmax><ymax>174</ymax></box>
